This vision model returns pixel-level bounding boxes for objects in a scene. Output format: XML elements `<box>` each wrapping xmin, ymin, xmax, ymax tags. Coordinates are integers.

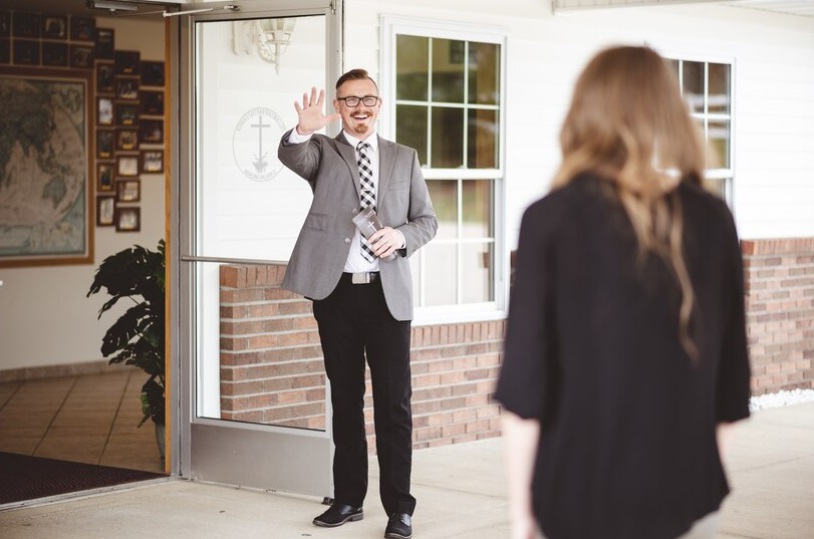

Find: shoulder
<box><xmin>522</xmin><ymin>173</ymin><xmax>606</xmax><ymax>232</ymax></box>
<box><xmin>315</xmin><ymin>132</ymin><xmax>339</xmax><ymax>147</ymax></box>
<box><xmin>305</xmin><ymin>133</ymin><xmax>353</xmax><ymax>156</ymax></box>
<box><xmin>378</xmin><ymin>136</ymin><xmax>418</xmax><ymax>157</ymax></box>
<box><xmin>678</xmin><ymin>180</ymin><xmax>728</xmax><ymax>212</ymax></box>
<box><xmin>674</xmin><ymin>181</ymin><xmax>743</xmax><ymax>277</ymax></box>
<box><xmin>290</xmin><ymin>132</ymin><xmax>345</xmax><ymax>149</ymax></box>
<box><xmin>678</xmin><ymin>181</ymin><xmax>738</xmax><ymax>235</ymax></box>
<box><xmin>280</xmin><ymin>130</ymin><xmax>334</xmax><ymax>150</ymax></box>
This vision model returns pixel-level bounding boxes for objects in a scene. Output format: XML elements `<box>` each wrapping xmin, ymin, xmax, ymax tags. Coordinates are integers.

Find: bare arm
<box><xmin>502</xmin><ymin>411</ymin><xmax>542</xmax><ymax>539</ymax></box>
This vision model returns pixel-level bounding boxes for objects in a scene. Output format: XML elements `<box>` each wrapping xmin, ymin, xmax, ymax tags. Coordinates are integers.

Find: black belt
<box><xmin>343</xmin><ymin>272</ymin><xmax>379</xmax><ymax>284</ymax></box>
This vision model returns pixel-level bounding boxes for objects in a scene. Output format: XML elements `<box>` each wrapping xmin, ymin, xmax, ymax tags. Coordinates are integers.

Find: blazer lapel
<box><xmin>377</xmin><ymin>135</ymin><xmax>395</xmax><ymax>202</ymax></box>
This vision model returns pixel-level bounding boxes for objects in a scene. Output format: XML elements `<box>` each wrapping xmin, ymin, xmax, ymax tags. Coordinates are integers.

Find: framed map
<box><xmin>0</xmin><ymin>68</ymin><xmax>94</xmax><ymax>267</ymax></box>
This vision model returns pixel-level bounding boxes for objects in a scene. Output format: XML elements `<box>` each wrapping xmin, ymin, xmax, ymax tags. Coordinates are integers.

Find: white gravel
<box><xmin>749</xmin><ymin>388</ymin><xmax>814</xmax><ymax>412</ymax></box>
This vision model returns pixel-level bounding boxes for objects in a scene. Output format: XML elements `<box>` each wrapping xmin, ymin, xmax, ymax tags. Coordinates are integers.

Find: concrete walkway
<box><xmin>1</xmin><ymin>402</ymin><xmax>813</xmax><ymax>539</ymax></box>
<box><xmin>717</xmin><ymin>401</ymin><xmax>814</xmax><ymax>539</ymax></box>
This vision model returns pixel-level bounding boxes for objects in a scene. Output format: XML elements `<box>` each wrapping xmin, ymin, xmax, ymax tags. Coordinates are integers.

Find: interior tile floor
<box><xmin>0</xmin><ymin>369</ymin><xmax>164</xmax><ymax>474</ymax></box>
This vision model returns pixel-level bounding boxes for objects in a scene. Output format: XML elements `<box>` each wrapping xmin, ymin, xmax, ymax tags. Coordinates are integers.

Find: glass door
<box><xmin>176</xmin><ymin>0</ymin><xmax>341</xmax><ymax>498</ymax></box>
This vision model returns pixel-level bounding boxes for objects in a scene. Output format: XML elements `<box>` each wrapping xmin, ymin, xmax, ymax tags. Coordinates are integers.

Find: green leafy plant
<box><xmin>87</xmin><ymin>240</ymin><xmax>166</xmax><ymax>427</ymax></box>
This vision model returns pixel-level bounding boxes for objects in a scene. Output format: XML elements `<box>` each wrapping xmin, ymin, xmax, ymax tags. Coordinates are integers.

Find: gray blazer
<box><xmin>278</xmin><ymin>129</ymin><xmax>437</xmax><ymax>321</ymax></box>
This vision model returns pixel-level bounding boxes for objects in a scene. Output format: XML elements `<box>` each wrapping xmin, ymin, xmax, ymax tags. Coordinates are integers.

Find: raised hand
<box><xmin>294</xmin><ymin>87</ymin><xmax>341</xmax><ymax>135</ymax></box>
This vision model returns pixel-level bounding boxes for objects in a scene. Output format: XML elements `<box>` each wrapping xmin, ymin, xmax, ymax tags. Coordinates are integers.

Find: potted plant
<box><xmin>87</xmin><ymin>239</ymin><xmax>166</xmax><ymax>461</ymax></box>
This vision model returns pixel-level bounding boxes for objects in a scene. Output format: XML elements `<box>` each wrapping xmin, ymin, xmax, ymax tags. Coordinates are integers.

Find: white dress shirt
<box><xmin>286</xmin><ymin>128</ymin><xmax>381</xmax><ymax>272</ymax></box>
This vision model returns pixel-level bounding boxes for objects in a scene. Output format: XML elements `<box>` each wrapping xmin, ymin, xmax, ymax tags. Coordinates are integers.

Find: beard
<box><xmin>352</xmin><ymin>122</ymin><xmax>371</xmax><ymax>135</ymax></box>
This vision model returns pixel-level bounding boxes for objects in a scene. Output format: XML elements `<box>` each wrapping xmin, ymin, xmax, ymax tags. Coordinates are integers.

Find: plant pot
<box><xmin>154</xmin><ymin>422</ymin><xmax>166</xmax><ymax>464</ymax></box>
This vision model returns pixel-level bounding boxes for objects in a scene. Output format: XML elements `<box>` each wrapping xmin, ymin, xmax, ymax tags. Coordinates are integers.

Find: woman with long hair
<box><xmin>495</xmin><ymin>46</ymin><xmax>751</xmax><ymax>539</ymax></box>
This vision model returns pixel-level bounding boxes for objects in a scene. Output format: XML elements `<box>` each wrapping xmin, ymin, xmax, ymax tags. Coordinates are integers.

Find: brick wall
<box><xmin>742</xmin><ymin>238</ymin><xmax>814</xmax><ymax>395</ymax></box>
<box><xmin>219</xmin><ymin>264</ymin><xmax>504</xmax><ymax>453</ymax></box>
<box><xmin>218</xmin><ymin>239</ymin><xmax>814</xmax><ymax>452</ymax></box>
<box><xmin>409</xmin><ymin>321</ymin><xmax>504</xmax><ymax>449</ymax></box>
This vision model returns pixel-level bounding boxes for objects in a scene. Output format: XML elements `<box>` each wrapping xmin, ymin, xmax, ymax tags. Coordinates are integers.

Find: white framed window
<box><xmin>669</xmin><ymin>58</ymin><xmax>734</xmax><ymax>203</ymax></box>
<box><xmin>381</xmin><ymin>17</ymin><xmax>507</xmax><ymax>323</ymax></box>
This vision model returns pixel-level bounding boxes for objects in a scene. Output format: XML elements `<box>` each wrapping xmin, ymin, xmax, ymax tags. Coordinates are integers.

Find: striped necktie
<box><xmin>357</xmin><ymin>141</ymin><xmax>376</xmax><ymax>262</ymax></box>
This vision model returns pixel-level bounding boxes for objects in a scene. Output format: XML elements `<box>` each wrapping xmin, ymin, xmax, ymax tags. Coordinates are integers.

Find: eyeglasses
<box><xmin>336</xmin><ymin>95</ymin><xmax>380</xmax><ymax>107</ymax></box>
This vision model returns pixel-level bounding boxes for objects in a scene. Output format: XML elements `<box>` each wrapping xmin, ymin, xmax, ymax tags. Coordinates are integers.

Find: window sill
<box><xmin>413</xmin><ymin>304</ymin><xmax>507</xmax><ymax>327</ymax></box>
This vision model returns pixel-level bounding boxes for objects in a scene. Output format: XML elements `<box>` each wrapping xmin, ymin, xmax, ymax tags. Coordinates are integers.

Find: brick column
<box><xmin>742</xmin><ymin>238</ymin><xmax>814</xmax><ymax>395</ymax></box>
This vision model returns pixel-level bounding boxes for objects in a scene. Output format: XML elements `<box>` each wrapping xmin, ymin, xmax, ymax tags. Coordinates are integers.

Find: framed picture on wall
<box><xmin>116</xmin><ymin>129</ymin><xmax>138</xmax><ymax>151</ymax></box>
<box><xmin>12</xmin><ymin>12</ymin><xmax>40</xmax><ymax>38</ymax></box>
<box><xmin>115</xmin><ymin>77</ymin><xmax>138</xmax><ymax>100</ymax></box>
<box><xmin>96</xmin><ymin>28</ymin><xmax>115</xmax><ymax>60</ymax></box>
<box><xmin>42</xmin><ymin>42</ymin><xmax>68</xmax><ymax>67</ymax></box>
<box><xmin>97</xmin><ymin>161</ymin><xmax>115</xmax><ymax>192</ymax></box>
<box><xmin>140</xmin><ymin>90</ymin><xmax>164</xmax><ymax>115</ymax></box>
<box><xmin>70</xmin><ymin>45</ymin><xmax>94</xmax><ymax>69</ymax></box>
<box><xmin>141</xmin><ymin>150</ymin><xmax>164</xmax><ymax>174</ymax></box>
<box><xmin>117</xmin><ymin>155</ymin><xmax>139</xmax><ymax>177</ymax></box>
<box><xmin>70</xmin><ymin>16</ymin><xmax>95</xmax><ymax>41</ymax></box>
<box><xmin>141</xmin><ymin>60</ymin><xmax>165</xmax><ymax>86</ymax></box>
<box><xmin>114</xmin><ymin>50</ymin><xmax>140</xmax><ymax>75</ymax></box>
<box><xmin>0</xmin><ymin>40</ymin><xmax>9</xmax><ymax>64</ymax></box>
<box><xmin>115</xmin><ymin>103</ymin><xmax>138</xmax><ymax>126</ymax></box>
<box><xmin>97</xmin><ymin>129</ymin><xmax>115</xmax><ymax>158</ymax></box>
<box><xmin>97</xmin><ymin>97</ymin><xmax>114</xmax><ymax>126</ymax></box>
<box><xmin>96</xmin><ymin>195</ymin><xmax>116</xmax><ymax>227</ymax></box>
<box><xmin>116</xmin><ymin>179</ymin><xmax>140</xmax><ymax>203</ymax></box>
<box><xmin>0</xmin><ymin>67</ymin><xmax>94</xmax><ymax>267</ymax></box>
<box><xmin>43</xmin><ymin>15</ymin><xmax>67</xmax><ymax>39</ymax></box>
<box><xmin>13</xmin><ymin>40</ymin><xmax>40</xmax><ymax>66</ymax></box>
<box><xmin>115</xmin><ymin>206</ymin><xmax>140</xmax><ymax>232</ymax></box>
<box><xmin>0</xmin><ymin>11</ymin><xmax>10</xmax><ymax>38</ymax></box>
<box><xmin>139</xmin><ymin>119</ymin><xmax>163</xmax><ymax>144</ymax></box>
<box><xmin>97</xmin><ymin>62</ymin><xmax>115</xmax><ymax>93</ymax></box>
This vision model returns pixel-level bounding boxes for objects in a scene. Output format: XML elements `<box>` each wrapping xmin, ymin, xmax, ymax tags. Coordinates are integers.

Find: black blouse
<box><xmin>495</xmin><ymin>173</ymin><xmax>751</xmax><ymax>539</ymax></box>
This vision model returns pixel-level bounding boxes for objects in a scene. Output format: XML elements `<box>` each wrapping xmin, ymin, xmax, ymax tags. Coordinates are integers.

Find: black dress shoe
<box><xmin>384</xmin><ymin>512</ymin><xmax>412</xmax><ymax>539</ymax></box>
<box><xmin>312</xmin><ymin>503</ymin><xmax>363</xmax><ymax>527</ymax></box>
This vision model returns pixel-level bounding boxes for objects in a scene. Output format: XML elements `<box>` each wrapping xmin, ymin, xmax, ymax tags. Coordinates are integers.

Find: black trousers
<box><xmin>312</xmin><ymin>273</ymin><xmax>416</xmax><ymax>516</ymax></box>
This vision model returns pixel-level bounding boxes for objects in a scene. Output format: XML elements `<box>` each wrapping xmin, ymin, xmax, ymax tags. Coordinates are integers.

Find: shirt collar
<box><xmin>343</xmin><ymin>131</ymin><xmax>378</xmax><ymax>153</ymax></box>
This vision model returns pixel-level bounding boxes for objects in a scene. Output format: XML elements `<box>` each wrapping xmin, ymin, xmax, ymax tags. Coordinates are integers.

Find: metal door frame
<box><xmin>169</xmin><ymin>0</ymin><xmax>342</xmax><ymax>497</ymax></box>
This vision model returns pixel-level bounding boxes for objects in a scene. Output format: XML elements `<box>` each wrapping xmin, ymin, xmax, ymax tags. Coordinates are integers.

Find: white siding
<box><xmin>346</xmin><ymin>0</ymin><xmax>814</xmax><ymax>244</ymax></box>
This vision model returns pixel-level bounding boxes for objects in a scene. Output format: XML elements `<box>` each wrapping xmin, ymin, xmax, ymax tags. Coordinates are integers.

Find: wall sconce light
<box><xmin>253</xmin><ymin>18</ymin><xmax>295</xmax><ymax>74</ymax></box>
<box><xmin>233</xmin><ymin>18</ymin><xmax>295</xmax><ymax>73</ymax></box>
<box><xmin>254</xmin><ymin>18</ymin><xmax>296</xmax><ymax>73</ymax></box>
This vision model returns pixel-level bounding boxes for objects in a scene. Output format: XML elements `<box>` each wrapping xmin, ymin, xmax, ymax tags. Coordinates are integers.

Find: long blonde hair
<box><xmin>553</xmin><ymin>45</ymin><xmax>706</xmax><ymax>360</ymax></box>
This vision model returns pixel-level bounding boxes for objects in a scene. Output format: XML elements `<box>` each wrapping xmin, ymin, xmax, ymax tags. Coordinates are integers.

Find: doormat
<box><xmin>0</xmin><ymin>452</ymin><xmax>165</xmax><ymax>504</ymax></box>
